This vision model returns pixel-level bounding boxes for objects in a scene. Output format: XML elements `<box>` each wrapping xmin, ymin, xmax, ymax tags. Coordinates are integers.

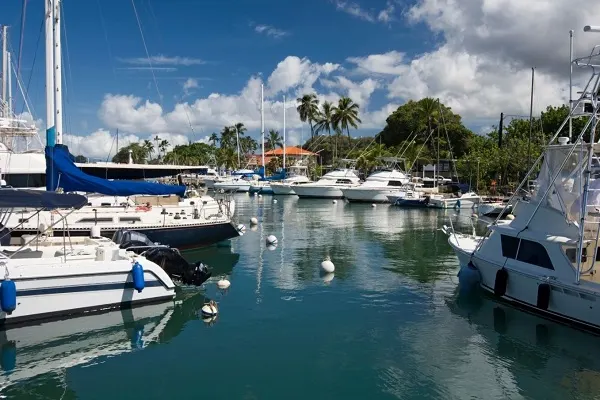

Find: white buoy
<box><xmin>217</xmin><ymin>278</ymin><xmax>231</xmax><ymax>290</ymax></box>
<box><xmin>274</xmin><ymin>199</ymin><xmax>278</xmax><ymax>203</ymax></box>
<box><xmin>506</xmin><ymin>214</ymin><xmax>515</xmax><ymax>220</ymax></box>
<box><xmin>250</xmin><ymin>217</ymin><xmax>258</xmax><ymax>225</ymax></box>
<box><xmin>254</xmin><ymin>192</ymin><xmax>258</xmax><ymax>196</ymax></box>
<box><xmin>90</xmin><ymin>225</ymin><xmax>101</xmax><ymax>238</ymax></box>
<box><xmin>321</xmin><ymin>256</ymin><xmax>335</xmax><ymax>273</ymax></box>
<box><xmin>332</xmin><ymin>200</ymin><xmax>337</xmax><ymax>204</ymax></box>
<box><xmin>201</xmin><ymin>300</ymin><xmax>218</xmax><ymax>316</ymax></box>
<box><xmin>371</xmin><ymin>203</ymin><xmax>376</xmax><ymax>208</ymax></box>
<box><xmin>258</xmin><ymin>194</ymin><xmax>262</xmax><ymax>198</ymax></box>
<box><xmin>266</xmin><ymin>234</ymin><xmax>278</xmax><ymax>245</ymax></box>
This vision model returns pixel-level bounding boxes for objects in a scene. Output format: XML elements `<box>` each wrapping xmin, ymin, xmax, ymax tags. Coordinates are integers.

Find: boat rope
<box><xmin>96</xmin><ymin>0</ymin><xmax>117</xmax><ymax>79</ymax></box>
<box><xmin>17</xmin><ymin>0</ymin><xmax>28</xmax><ymax>80</ymax></box>
<box><xmin>130</xmin><ymin>0</ymin><xmax>162</xmax><ymax>104</ymax></box>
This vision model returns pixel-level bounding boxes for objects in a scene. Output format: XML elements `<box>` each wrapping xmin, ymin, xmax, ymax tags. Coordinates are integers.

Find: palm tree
<box><xmin>265</xmin><ymin>129</ymin><xmax>283</xmax><ymax>151</ymax></box>
<box><xmin>209</xmin><ymin>132</ymin><xmax>219</xmax><ymax>147</ymax></box>
<box><xmin>142</xmin><ymin>139</ymin><xmax>154</xmax><ymax>161</ymax></box>
<box><xmin>153</xmin><ymin>135</ymin><xmax>161</xmax><ymax>159</ymax></box>
<box><xmin>296</xmin><ymin>93</ymin><xmax>320</xmax><ymax>138</ymax></box>
<box><xmin>417</xmin><ymin>97</ymin><xmax>440</xmax><ymax>153</ymax></box>
<box><xmin>314</xmin><ymin>101</ymin><xmax>334</xmax><ymax>136</ymax></box>
<box><xmin>219</xmin><ymin>126</ymin><xmax>235</xmax><ymax>149</ymax></box>
<box><xmin>332</xmin><ymin>97</ymin><xmax>361</xmax><ymax>138</ymax></box>
<box><xmin>159</xmin><ymin>139</ymin><xmax>170</xmax><ymax>159</ymax></box>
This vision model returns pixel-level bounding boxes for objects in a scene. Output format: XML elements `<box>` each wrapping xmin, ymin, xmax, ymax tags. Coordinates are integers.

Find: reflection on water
<box><xmin>4</xmin><ymin>194</ymin><xmax>600</xmax><ymax>399</ymax></box>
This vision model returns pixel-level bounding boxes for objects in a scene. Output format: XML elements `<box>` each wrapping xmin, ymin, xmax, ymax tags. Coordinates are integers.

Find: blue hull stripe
<box><xmin>16</xmin><ymin>280</ymin><xmax>164</xmax><ymax>297</ymax></box>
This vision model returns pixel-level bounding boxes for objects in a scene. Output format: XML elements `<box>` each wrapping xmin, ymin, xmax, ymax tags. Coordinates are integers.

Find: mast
<box><xmin>45</xmin><ymin>0</ymin><xmax>55</xmax><ymax>146</ymax></box>
<box><xmin>261</xmin><ymin>83</ymin><xmax>265</xmax><ymax>170</ymax></box>
<box><xmin>7</xmin><ymin>51</ymin><xmax>11</xmax><ymax>118</ymax></box>
<box><xmin>283</xmin><ymin>95</ymin><xmax>286</xmax><ymax>170</ymax></box>
<box><xmin>569</xmin><ymin>29</ymin><xmax>574</xmax><ymax>140</ymax></box>
<box><xmin>235</xmin><ymin>125</ymin><xmax>240</xmax><ymax>169</ymax></box>
<box><xmin>526</xmin><ymin>67</ymin><xmax>535</xmax><ymax>170</ymax></box>
<box><xmin>53</xmin><ymin>0</ymin><xmax>63</xmax><ymax>145</ymax></box>
<box><xmin>1</xmin><ymin>26</ymin><xmax>7</xmax><ymax>118</ymax></box>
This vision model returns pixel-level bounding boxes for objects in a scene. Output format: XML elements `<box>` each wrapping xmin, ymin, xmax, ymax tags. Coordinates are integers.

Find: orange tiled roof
<box><xmin>263</xmin><ymin>146</ymin><xmax>316</xmax><ymax>156</ymax></box>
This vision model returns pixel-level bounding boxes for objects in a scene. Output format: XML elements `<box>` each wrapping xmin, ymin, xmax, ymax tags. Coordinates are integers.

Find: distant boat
<box><xmin>293</xmin><ymin>168</ymin><xmax>361</xmax><ymax>199</ymax></box>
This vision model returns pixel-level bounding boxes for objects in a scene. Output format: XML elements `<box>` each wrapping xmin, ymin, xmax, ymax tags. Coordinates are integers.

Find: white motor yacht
<box><xmin>292</xmin><ymin>169</ymin><xmax>361</xmax><ymax>199</ymax></box>
<box><xmin>341</xmin><ymin>168</ymin><xmax>410</xmax><ymax>203</ymax></box>
<box><xmin>270</xmin><ymin>165</ymin><xmax>312</xmax><ymax>195</ymax></box>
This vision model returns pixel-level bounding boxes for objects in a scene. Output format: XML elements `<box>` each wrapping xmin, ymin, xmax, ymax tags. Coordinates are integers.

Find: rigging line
<box><xmin>131</xmin><ymin>0</ymin><xmax>162</xmax><ymax>104</ymax></box>
<box><xmin>19</xmin><ymin>17</ymin><xmax>43</xmax><ymax>116</ymax></box>
<box><xmin>96</xmin><ymin>0</ymin><xmax>116</xmax><ymax>78</ymax></box>
<box><xmin>61</xmin><ymin>3</ymin><xmax>74</xmax><ymax>140</ymax></box>
<box><xmin>17</xmin><ymin>0</ymin><xmax>28</xmax><ymax>80</ymax></box>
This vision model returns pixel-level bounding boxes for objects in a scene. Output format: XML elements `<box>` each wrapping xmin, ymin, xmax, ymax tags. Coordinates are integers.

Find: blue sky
<box><xmin>2</xmin><ymin>0</ymin><xmax>575</xmax><ymax>158</ymax></box>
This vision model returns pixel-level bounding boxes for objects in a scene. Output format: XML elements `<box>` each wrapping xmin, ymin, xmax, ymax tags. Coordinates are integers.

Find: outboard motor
<box><xmin>113</xmin><ymin>229</ymin><xmax>211</xmax><ymax>286</ymax></box>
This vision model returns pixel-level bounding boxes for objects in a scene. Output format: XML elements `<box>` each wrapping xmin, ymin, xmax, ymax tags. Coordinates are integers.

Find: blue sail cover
<box><xmin>45</xmin><ymin>145</ymin><xmax>186</xmax><ymax>196</ymax></box>
<box><xmin>261</xmin><ymin>169</ymin><xmax>287</xmax><ymax>181</ymax></box>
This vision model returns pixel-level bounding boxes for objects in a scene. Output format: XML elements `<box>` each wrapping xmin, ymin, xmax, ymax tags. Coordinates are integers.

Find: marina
<box><xmin>0</xmin><ymin>0</ymin><xmax>599</xmax><ymax>398</ymax></box>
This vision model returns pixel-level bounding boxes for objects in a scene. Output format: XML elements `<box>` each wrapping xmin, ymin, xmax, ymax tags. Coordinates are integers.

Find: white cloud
<box><xmin>266</xmin><ymin>56</ymin><xmax>339</xmax><ymax>96</ymax></box>
<box><xmin>347</xmin><ymin>51</ymin><xmax>406</xmax><ymax>75</ymax></box>
<box><xmin>118</xmin><ymin>55</ymin><xmax>205</xmax><ymax>66</ymax></box>
<box><xmin>391</xmin><ymin>0</ymin><xmax>600</xmax><ymax>120</ymax></box>
<box><xmin>182</xmin><ymin>78</ymin><xmax>199</xmax><ymax>95</ymax></box>
<box><xmin>321</xmin><ymin>76</ymin><xmax>379</xmax><ymax>109</ymax></box>
<box><xmin>333</xmin><ymin>0</ymin><xmax>375</xmax><ymax>22</ymax></box>
<box><xmin>377</xmin><ymin>1</ymin><xmax>395</xmax><ymax>23</ymax></box>
<box><xmin>254</xmin><ymin>24</ymin><xmax>289</xmax><ymax>38</ymax></box>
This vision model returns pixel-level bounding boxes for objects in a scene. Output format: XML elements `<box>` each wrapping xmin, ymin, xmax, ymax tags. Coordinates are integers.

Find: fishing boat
<box><xmin>444</xmin><ymin>27</ymin><xmax>600</xmax><ymax>331</ymax></box>
<box><xmin>270</xmin><ymin>165</ymin><xmax>311</xmax><ymax>195</ymax></box>
<box><xmin>292</xmin><ymin>168</ymin><xmax>361</xmax><ymax>199</ymax></box>
<box><xmin>387</xmin><ymin>190</ymin><xmax>432</xmax><ymax>207</ymax></box>
<box><xmin>428</xmin><ymin>191</ymin><xmax>482</xmax><ymax>209</ymax></box>
<box><xmin>341</xmin><ymin>158</ymin><xmax>410</xmax><ymax>203</ymax></box>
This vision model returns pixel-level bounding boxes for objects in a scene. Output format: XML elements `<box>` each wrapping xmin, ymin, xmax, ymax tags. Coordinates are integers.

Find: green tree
<box><xmin>314</xmin><ymin>101</ymin><xmax>334</xmax><ymax>136</ymax></box>
<box><xmin>332</xmin><ymin>97</ymin><xmax>361</xmax><ymax>138</ymax></box>
<box><xmin>240</xmin><ymin>136</ymin><xmax>258</xmax><ymax>155</ymax></box>
<box><xmin>163</xmin><ymin>142</ymin><xmax>215</xmax><ymax>165</ymax></box>
<box><xmin>74</xmin><ymin>155</ymin><xmax>87</xmax><ymax>163</ymax></box>
<box><xmin>265</xmin><ymin>129</ymin><xmax>283</xmax><ymax>151</ymax></box>
<box><xmin>158</xmin><ymin>139</ymin><xmax>170</xmax><ymax>159</ymax></box>
<box><xmin>142</xmin><ymin>139</ymin><xmax>154</xmax><ymax>158</ymax></box>
<box><xmin>296</xmin><ymin>93</ymin><xmax>320</xmax><ymax>138</ymax></box>
<box><xmin>112</xmin><ymin>143</ymin><xmax>150</xmax><ymax>164</ymax></box>
<box><xmin>209</xmin><ymin>132</ymin><xmax>219</xmax><ymax>146</ymax></box>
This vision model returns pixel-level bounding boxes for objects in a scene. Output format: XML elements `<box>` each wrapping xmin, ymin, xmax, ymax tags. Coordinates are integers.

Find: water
<box><xmin>2</xmin><ymin>194</ymin><xmax>600</xmax><ymax>399</ymax></box>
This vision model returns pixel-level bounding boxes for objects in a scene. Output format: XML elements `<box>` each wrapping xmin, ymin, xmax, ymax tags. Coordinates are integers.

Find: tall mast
<box><xmin>526</xmin><ymin>67</ymin><xmax>535</xmax><ymax>170</ymax></box>
<box><xmin>569</xmin><ymin>29</ymin><xmax>574</xmax><ymax>140</ymax></box>
<box><xmin>283</xmin><ymin>95</ymin><xmax>286</xmax><ymax>170</ymax></box>
<box><xmin>7</xmin><ymin>51</ymin><xmax>11</xmax><ymax>118</ymax></box>
<box><xmin>45</xmin><ymin>0</ymin><xmax>55</xmax><ymax>145</ymax></box>
<box><xmin>261</xmin><ymin>83</ymin><xmax>265</xmax><ymax>169</ymax></box>
<box><xmin>1</xmin><ymin>26</ymin><xmax>7</xmax><ymax>118</ymax></box>
<box><xmin>53</xmin><ymin>0</ymin><xmax>63</xmax><ymax>145</ymax></box>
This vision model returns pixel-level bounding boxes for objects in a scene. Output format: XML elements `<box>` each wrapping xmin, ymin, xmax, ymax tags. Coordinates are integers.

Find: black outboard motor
<box><xmin>112</xmin><ymin>229</ymin><xmax>212</xmax><ymax>286</ymax></box>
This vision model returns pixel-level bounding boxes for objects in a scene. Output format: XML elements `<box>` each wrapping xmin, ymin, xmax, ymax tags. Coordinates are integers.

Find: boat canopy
<box><xmin>45</xmin><ymin>145</ymin><xmax>186</xmax><ymax>197</ymax></box>
<box><xmin>0</xmin><ymin>189</ymin><xmax>87</xmax><ymax>210</ymax></box>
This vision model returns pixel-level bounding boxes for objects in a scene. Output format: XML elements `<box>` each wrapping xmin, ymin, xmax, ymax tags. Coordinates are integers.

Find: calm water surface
<box><xmin>3</xmin><ymin>194</ymin><xmax>600</xmax><ymax>399</ymax></box>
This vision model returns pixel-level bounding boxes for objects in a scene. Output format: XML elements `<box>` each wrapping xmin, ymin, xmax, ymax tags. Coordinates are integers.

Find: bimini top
<box><xmin>45</xmin><ymin>145</ymin><xmax>186</xmax><ymax>197</ymax></box>
<box><xmin>0</xmin><ymin>189</ymin><xmax>87</xmax><ymax>210</ymax></box>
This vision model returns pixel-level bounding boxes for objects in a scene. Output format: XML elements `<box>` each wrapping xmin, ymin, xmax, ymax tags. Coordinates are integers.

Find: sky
<box><xmin>2</xmin><ymin>0</ymin><xmax>599</xmax><ymax>159</ymax></box>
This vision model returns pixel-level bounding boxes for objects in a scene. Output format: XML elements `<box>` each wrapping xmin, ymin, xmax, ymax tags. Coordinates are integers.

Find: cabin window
<box><xmin>516</xmin><ymin>239</ymin><xmax>554</xmax><ymax>270</ymax></box>
<box><xmin>119</xmin><ymin>217</ymin><xmax>141</xmax><ymax>223</ymax></box>
<box><xmin>100</xmin><ymin>203</ymin><xmax>112</xmax><ymax>207</ymax></box>
<box><xmin>500</xmin><ymin>235</ymin><xmax>519</xmax><ymax>258</ymax></box>
<box><xmin>501</xmin><ymin>234</ymin><xmax>554</xmax><ymax>270</ymax></box>
<box><xmin>565</xmin><ymin>247</ymin><xmax>600</xmax><ymax>263</ymax></box>
<box><xmin>335</xmin><ymin>179</ymin><xmax>352</xmax><ymax>184</ymax></box>
<box><xmin>387</xmin><ymin>180</ymin><xmax>404</xmax><ymax>187</ymax></box>
<box><xmin>76</xmin><ymin>217</ymin><xmax>114</xmax><ymax>223</ymax></box>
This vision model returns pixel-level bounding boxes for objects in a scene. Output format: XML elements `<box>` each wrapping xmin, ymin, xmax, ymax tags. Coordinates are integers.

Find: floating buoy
<box><xmin>250</xmin><ymin>217</ymin><xmax>258</xmax><ymax>225</ymax></box>
<box><xmin>237</xmin><ymin>224</ymin><xmax>246</xmax><ymax>232</ymax></box>
<box><xmin>266</xmin><ymin>235</ymin><xmax>278</xmax><ymax>245</ymax></box>
<box><xmin>273</xmin><ymin>199</ymin><xmax>278</xmax><ymax>203</ymax></box>
<box><xmin>332</xmin><ymin>200</ymin><xmax>337</xmax><ymax>204</ymax></box>
<box><xmin>131</xmin><ymin>262</ymin><xmax>145</xmax><ymax>293</ymax></box>
<box><xmin>321</xmin><ymin>256</ymin><xmax>335</xmax><ymax>273</ymax></box>
<box><xmin>258</xmin><ymin>194</ymin><xmax>262</xmax><ymax>198</ymax></box>
<box><xmin>254</xmin><ymin>192</ymin><xmax>258</xmax><ymax>196</ymax></box>
<box><xmin>217</xmin><ymin>278</ymin><xmax>231</xmax><ymax>290</ymax></box>
<box><xmin>0</xmin><ymin>280</ymin><xmax>16</xmax><ymax>314</ymax></box>
<box><xmin>371</xmin><ymin>203</ymin><xmax>376</xmax><ymax>208</ymax></box>
<box><xmin>201</xmin><ymin>300</ymin><xmax>218</xmax><ymax>316</ymax></box>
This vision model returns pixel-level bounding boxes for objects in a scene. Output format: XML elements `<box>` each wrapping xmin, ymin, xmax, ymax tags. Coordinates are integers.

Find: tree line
<box><xmin>104</xmin><ymin>94</ymin><xmax>575</xmax><ymax>192</ymax></box>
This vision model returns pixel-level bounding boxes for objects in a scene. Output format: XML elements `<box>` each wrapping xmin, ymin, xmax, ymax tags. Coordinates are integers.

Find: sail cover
<box><xmin>45</xmin><ymin>145</ymin><xmax>186</xmax><ymax>197</ymax></box>
<box><xmin>0</xmin><ymin>189</ymin><xmax>87</xmax><ymax>210</ymax></box>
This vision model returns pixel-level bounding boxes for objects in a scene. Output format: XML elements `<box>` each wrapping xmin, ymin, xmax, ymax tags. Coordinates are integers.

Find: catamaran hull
<box><xmin>449</xmin><ymin>237</ymin><xmax>600</xmax><ymax>332</ymax></box>
<box><xmin>11</xmin><ymin>222</ymin><xmax>240</xmax><ymax>250</ymax></box>
<box><xmin>0</xmin><ymin>262</ymin><xmax>175</xmax><ymax>326</ymax></box>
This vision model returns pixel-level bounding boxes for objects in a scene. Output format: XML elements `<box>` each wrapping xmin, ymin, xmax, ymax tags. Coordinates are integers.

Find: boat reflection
<box><xmin>0</xmin><ymin>290</ymin><xmax>207</xmax><ymax>395</ymax></box>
